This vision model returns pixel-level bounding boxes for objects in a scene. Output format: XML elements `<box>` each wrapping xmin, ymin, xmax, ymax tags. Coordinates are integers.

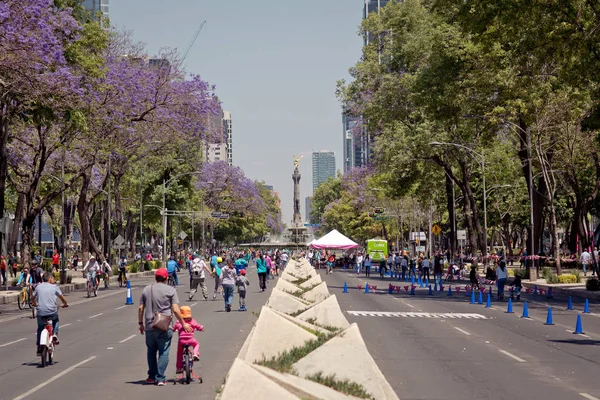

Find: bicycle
<box><xmin>168</xmin><ymin>274</ymin><xmax>176</xmax><ymax>287</ymax></box>
<box><xmin>117</xmin><ymin>269</ymin><xmax>127</xmax><ymax>288</ymax></box>
<box><xmin>39</xmin><ymin>305</ymin><xmax>67</xmax><ymax>367</ymax></box>
<box><xmin>17</xmin><ymin>285</ymin><xmax>36</xmax><ymax>318</ymax></box>
<box><xmin>174</xmin><ymin>344</ymin><xmax>202</xmax><ymax>385</ymax></box>
<box><xmin>86</xmin><ymin>275</ymin><xmax>98</xmax><ymax>298</ymax></box>
<box><xmin>103</xmin><ymin>272</ymin><xmax>110</xmax><ymax>289</ymax></box>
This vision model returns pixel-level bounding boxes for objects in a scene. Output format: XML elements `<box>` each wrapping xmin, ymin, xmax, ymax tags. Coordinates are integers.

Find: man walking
<box><xmin>138</xmin><ymin>268</ymin><xmax>191</xmax><ymax>386</ymax></box>
<box><xmin>581</xmin><ymin>249</ymin><xmax>591</xmax><ymax>276</ymax></box>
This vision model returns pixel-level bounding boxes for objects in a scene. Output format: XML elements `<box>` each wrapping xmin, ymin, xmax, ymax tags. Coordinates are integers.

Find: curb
<box><xmin>522</xmin><ymin>281</ymin><xmax>600</xmax><ymax>302</ymax></box>
<box><xmin>0</xmin><ymin>270</ymin><xmax>156</xmax><ymax>305</ymax></box>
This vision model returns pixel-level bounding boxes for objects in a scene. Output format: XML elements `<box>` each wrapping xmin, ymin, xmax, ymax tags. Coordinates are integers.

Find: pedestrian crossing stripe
<box><xmin>347</xmin><ymin>311</ymin><xmax>487</xmax><ymax>319</ymax></box>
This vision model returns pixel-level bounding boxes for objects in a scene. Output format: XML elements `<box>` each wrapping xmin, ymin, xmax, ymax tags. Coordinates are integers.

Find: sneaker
<box><xmin>157</xmin><ymin>381</ymin><xmax>166</xmax><ymax>386</ymax></box>
<box><xmin>193</xmin><ymin>354</ymin><xmax>200</xmax><ymax>361</ymax></box>
<box><xmin>145</xmin><ymin>378</ymin><xmax>156</xmax><ymax>384</ymax></box>
<box><xmin>226</xmin><ymin>305</ymin><xmax>231</xmax><ymax>312</ymax></box>
<box><xmin>52</xmin><ymin>335</ymin><xmax>59</xmax><ymax>345</ymax></box>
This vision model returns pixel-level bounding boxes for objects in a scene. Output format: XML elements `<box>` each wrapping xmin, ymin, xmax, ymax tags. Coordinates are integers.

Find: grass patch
<box><xmin>252</xmin><ymin>310</ymin><xmax>261</xmax><ymax>318</ymax></box>
<box><xmin>305</xmin><ymin>318</ymin><xmax>341</xmax><ymax>333</ymax></box>
<box><xmin>288</xmin><ymin>308</ymin><xmax>309</xmax><ymax>318</ymax></box>
<box><xmin>305</xmin><ymin>372</ymin><xmax>374</xmax><ymax>399</ymax></box>
<box><xmin>291</xmin><ymin>275</ymin><xmax>311</xmax><ymax>285</ymax></box>
<box><xmin>256</xmin><ymin>333</ymin><xmax>336</xmax><ymax>373</ymax></box>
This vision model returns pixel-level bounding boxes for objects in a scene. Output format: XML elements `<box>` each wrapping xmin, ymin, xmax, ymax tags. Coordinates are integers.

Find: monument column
<box><xmin>292</xmin><ymin>166</ymin><xmax>302</xmax><ymax>227</ymax></box>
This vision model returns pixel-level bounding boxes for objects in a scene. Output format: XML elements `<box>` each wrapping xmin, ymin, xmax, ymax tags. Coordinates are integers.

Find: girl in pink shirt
<box><xmin>173</xmin><ymin>306</ymin><xmax>204</xmax><ymax>372</ymax></box>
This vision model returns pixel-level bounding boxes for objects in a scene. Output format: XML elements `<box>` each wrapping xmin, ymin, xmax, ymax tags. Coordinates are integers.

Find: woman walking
<box><xmin>221</xmin><ymin>260</ymin><xmax>237</xmax><ymax>312</ymax></box>
<box><xmin>364</xmin><ymin>254</ymin><xmax>372</xmax><ymax>278</ymax></box>
<box><xmin>256</xmin><ymin>254</ymin><xmax>268</xmax><ymax>292</ymax></box>
<box><xmin>496</xmin><ymin>258</ymin><xmax>508</xmax><ymax>300</ymax></box>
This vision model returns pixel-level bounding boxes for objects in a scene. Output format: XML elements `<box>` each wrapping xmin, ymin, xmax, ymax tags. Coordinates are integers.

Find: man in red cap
<box><xmin>138</xmin><ymin>268</ymin><xmax>191</xmax><ymax>386</ymax></box>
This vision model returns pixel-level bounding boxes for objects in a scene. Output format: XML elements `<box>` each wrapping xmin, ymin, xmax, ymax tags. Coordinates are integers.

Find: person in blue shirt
<box><xmin>167</xmin><ymin>255</ymin><xmax>180</xmax><ymax>286</ymax></box>
<box><xmin>234</xmin><ymin>255</ymin><xmax>248</xmax><ymax>275</ymax></box>
<box><xmin>210</xmin><ymin>253</ymin><xmax>218</xmax><ymax>272</ymax></box>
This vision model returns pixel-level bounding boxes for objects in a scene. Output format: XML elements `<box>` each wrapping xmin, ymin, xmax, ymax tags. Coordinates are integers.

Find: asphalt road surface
<box><xmin>0</xmin><ymin>265</ymin><xmax>271</xmax><ymax>400</ymax></box>
<box><xmin>323</xmin><ymin>268</ymin><xmax>600</xmax><ymax>400</ymax></box>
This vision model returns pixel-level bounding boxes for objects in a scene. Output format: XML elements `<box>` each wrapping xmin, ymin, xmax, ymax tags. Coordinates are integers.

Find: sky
<box><xmin>110</xmin><ymin>0</ymin><xmax>364</xmax><ymax>224</ymax></box>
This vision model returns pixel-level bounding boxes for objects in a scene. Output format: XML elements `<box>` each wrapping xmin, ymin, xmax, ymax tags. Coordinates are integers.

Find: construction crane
<box><xmin>181</xmin><ymin>20</ymin><xmax>206</xmax><ymax>63</ymax></box>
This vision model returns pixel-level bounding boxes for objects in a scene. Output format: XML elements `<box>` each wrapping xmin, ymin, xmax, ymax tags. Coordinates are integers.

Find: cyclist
<box><xmin>118</xmin><ymin>255</ymin><xmax>127</xmax><ymax>285</ymax></box>
<box><xmin>167</xmin><ymin>255</ymin><xmax>180</xmax><ymax>286</ymax></box>
<box><xmin>83</xmin><ymin>256</ymin><xmax>100</xmax><ymax>291</ymax></box>
<box><xmin>31</xmin><ymin>272</ymin><xmax>68</xmax><ymax>355</ymax></box>
<box><xmin>100</xmin><ymin>257</ymin><xmax>112</xmax><ymax>286</ymax></box>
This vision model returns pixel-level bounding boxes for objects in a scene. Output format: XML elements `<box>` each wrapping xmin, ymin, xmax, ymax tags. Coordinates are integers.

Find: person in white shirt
<box><xmin>495</xmin><ymin>259</ymin><xmax>509</xmax><ymax>300</ymax></box>
<box><xmin>580</xmin><ymin>250</ymin><xmax>591</xmax><ymax>276</ymax></box>
<box><xmin>356</xmin><ymin>253</ymin><xmax>363</xmax><ymax>275</ymax></box>
<box><xmin>594</xmin><ymin>248</ymin><xmax>599</xmax><ymax>276</ymax></box>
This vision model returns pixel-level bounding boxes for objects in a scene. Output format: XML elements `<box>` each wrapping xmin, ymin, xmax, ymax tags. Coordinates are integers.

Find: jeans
<box><xmin>422</xmin><ymin>267</ymin><xmax>430</xmax><ymax>281</ymax></box>
<box><xmin>145</xmin><ymin>328</ymin><xmax>173</xmax><ymax>383</ymax></box>
<box><xmin>435</xmin><ymin>272</ymin><xmax>443</xmax><ymax>286</ymax></box>
<box><xmin>239</xmin><ymin>290</ymin><xmax>246</xmax><ymax>307</ymax></box>
<box><xmin>365</xmin><ymin>266</ymin><xmax>371</xmax><ymax>277</ymax></box>
<box><xmin>401</xmin><ymin>266</ymin><xmax>407</xmax><ymax>281</ymax></box>
<box><xmin>583</xmin><ymin>263</ymin><xmax>588</xmax><ymax>275</ymax></box>
<box><xmin>356</xmin><ymin>263</ymin><xmax>361</xmax><ymax>274</ymax></box>
<box><xmin>497</xmin><ymin>278</ymin><xmax>507</xmax><ymax>296</ymax></box>
<box><xmin>87</xmin><ymin>271</ymin><xmax>97</xmax><ymax>287</ymax></box>
<box><xmin>258</xmin><ymin>272</ymin><xmax>267</xmax><ymax>291</ymax></box>
<box><xmin>223</xmin><ymin>284</ymin><xmax>234</xmax><ymax>308</ymax></box>
<box><xmin>0</xmin><ymin>269</ymin><xmax>5</xmax><ymax>285</ymax></box>
<box><xmin>37</xmin><ymin>313</ymin><xmax>59</xmax><ymax>347</ymax></box>
<box><xmin>169</xmin><ymin>271</ymin><xmax>179</xmax><ymax>285</ymax></box>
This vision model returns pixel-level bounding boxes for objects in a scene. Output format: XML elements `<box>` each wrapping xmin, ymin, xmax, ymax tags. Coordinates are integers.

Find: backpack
<box><xmin>191</xmin><ymin>259</ymin><xmax>205</xmax><ymax>278</ymax></box>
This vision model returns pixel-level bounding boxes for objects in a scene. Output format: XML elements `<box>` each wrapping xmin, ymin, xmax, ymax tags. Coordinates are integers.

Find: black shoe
<box><xmin>226</xmin><ymin>305</ymin><xmax>231</xmax><ymax>312</ymax></box>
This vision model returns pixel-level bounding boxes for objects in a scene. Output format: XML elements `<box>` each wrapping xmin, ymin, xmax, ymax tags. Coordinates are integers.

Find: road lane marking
<box><xmin>114</xmin><ymin>305</ymin><xmax>127</xmax><ymax>310</ymax></box>
<box><xmin>89</xmin><ymin>313</ymin><xmax>103</xmax><ymax>319</ymax></box>
<box><xmin>347</xmin><ymin>311</ymin><xmax>488</xmax><ymax>319</ymax></box>
<box><xmin>454</xmin><ymin>327</ymin><xmax>471</xmax><ymax>336</ymax></box>
<box><xmin>565</xmin><ymin>329</ymin><xmax>592</xmax><ymax>339</ymax></box>
<box><xmin>12</xmin><ymin>356</ymin><xmax>97</xmax><ymax>400</ymax></box>
<box><xmin>61</xmin><ymin>323</ymin><xmax>72</xmax><ymax>328</ymax></box>
<box><xmin>0</xmin><ymin>338</ymin><xmax>26</xmax><ymax>348</ymax></box>
<box><xmin>498</xmin><ymin>349</ymin><xmax>526</xmax><ymax>363</ymax></box>
<box><xmin>580</xmin><ymin>393</ymin><xmax>600</xmax><ymax>400</ymax></box>
<box><xmin>190</xmin><ymin>302</ymin><xmax>198</xmax><ymax>307</ymax></box>
<box><xmin>119</xmin><ymin>335</ymin><xmax>136</xmax><ymax>343</ymax></box>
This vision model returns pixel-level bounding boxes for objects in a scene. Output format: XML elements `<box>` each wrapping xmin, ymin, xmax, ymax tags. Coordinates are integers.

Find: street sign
<box><xmin>113</xmin><ymin>244</ymin><xmax>127</xmax><ymax>250</ymax></box>
<box><xmin>304</xmin><ymin>223</ymin><xmax>322</xmax><ymax>227</ymax></box>
<box><xmin>179</xmin><ymin>231</ymin><xmax>187</xmax><ymax>240</ymax></box>
<box><xmin>416</xmin><ymin>246</ymin><xmax>426</xmax><ymax>252</ymax></box>
<box><xmin>211</xmin><ymin>212</ymin><xmax>222</xmax><ymax>218</ymax></box>
<box><xmin>113</xmin><ymin>234</ymin><xmax>125</xmax><ymax>246</ymax></box>
<box><xmin>373</xmin><ymin>216</ymin><xmax>392</xmax><ymax>221</ymax></box>
<box><xmin>373</xmin><ymin>207</ymin><xmax>386</xmax><ymax>214</ymax></box>
<box><xmin>219</xmin><ymin>214</ymin><xmax>230</xmax><ymax>219</ymax></box>
<box><xmin>410</xmin><ymin>232</ymin><xmax>427</xmax><ymax>241</ymax></box>
<box><xmin>457</xmin><ymin>230</ymin><xmax>467</xmax><ymax>240</ymax></box>
<box><xmin>432</xmin><ymin>224</ymin><xmax>442</xmax><ymax>236</ymax></box>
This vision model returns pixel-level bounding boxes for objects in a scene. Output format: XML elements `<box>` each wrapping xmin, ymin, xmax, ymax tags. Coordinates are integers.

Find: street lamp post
<box><xmin>430</xmin><ymin>141</ymin><xmax>487</xmax><ymax>259</ymax></box>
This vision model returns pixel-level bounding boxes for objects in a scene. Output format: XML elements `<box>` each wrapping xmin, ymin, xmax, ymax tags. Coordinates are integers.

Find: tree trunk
<box><xmin>549</xmin><ymin>202</ymin><xmax>561</xmax><ymax>274</ymax></box>
<box><xmin>8</xmin><ymin>193</ymin><xmax>25</xmax><ymax>255</ymax></box>
<box><xmin>21</xmin><ymin>215</ymin><xmax>36</xmax><ymax>270</ymax></box>
<box><xmin>0</xmin><ymin>104</ymin><xmax>10</xmax><ymax>252</ymax></box>
<box><xmin>445</xmin><ymin>173</ymin><xmax>456</xmax><ymax>259</ymax></box>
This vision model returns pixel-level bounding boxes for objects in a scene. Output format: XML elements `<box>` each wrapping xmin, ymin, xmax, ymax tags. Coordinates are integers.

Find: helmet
<box><xmin>240</xmin><ymin>269</ymin><xmax>246</xmax><ymax>275</ymax></box>
<box><xmin>180</xmin><ymin>306</ymin><xmax>192</xmax><ymax>319</ymax></box>
<box><xmin>31</xmin><ymin>258</ymin><xmax>39</xmax><ymax>265</ymax></box>
<box><xmin>155</xmin><ymin>268</ymin><xmax>169</xmax><ymax>279</ymax></box>
<box><xmin>217</xmin><ymin>257</ymin><xmax>223</xmax><ymax>263</ymax></box>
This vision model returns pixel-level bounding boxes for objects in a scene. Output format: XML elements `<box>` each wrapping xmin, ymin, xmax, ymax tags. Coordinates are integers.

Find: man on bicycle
<box><xmin>83</xmin><ymin>256</ymin><xmax>100</xmax><ymax>290</ymax></box>
<box><xmin>31</xmin><ymin>272</ymin><xmax>68</xmax><ymax>355</ymax></box>
<box><xmin>118</xmin><ymin>255</ymin><xmax>127</xmax><ymax>284</ymax></box>
<box><xmin>167</xmin><ymin>255</ymin><xmax>180</xmax><ymax>286</ymax></box>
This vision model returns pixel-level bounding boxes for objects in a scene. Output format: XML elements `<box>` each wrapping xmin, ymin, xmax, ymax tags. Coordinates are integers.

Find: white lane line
<box><xmin>61</xmin><ymin>323</ymin><xmax>72</xmax><ymax>328</ymax></box>
<box><xmin>580</xmin><ymin>393</ymin><xmax>600</xmax><ymax>400</ymax></box>
<box><xmin>89</xmin><ymin>313</ymin><xmax>103</xmax><ymax>319</ymax></box>
<box><xmin>498</xmin><ymin>349</ymin><xmax>526</xmax><ymax>363</ymax></box>
<box><xmin>454</xmin><ymin>327</ymin><xmax>471</xmax><ymax>336</ymax></box>
<box><xmin>0</xmin><ymin>338</ymin><xmax>26</xmax><ymax>348</ymax></box>
<box><xmin>114</xmin><ymin>305</ymin><xmax>127</xmax><ymax>310</ymax></box>
<box><xmin>119</xmin><ymin>334</ymin><xmax>136</xmax><ymax>343</ymax></box>
<box><xmin>190</xmin><ymin>302</ymin><xmax>198</xmax><ymax>307</ymax></box>
<box><xmin>12</xmin><ymin>356</ymin><xmax>97</xmax><ymax>400</ymax></box>
<box><xmin>565</xmin><ymin>329</ymin><xmax>592</xmax><ymax>339</ymax></box>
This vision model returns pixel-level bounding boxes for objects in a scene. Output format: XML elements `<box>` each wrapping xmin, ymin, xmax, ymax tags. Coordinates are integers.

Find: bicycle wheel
<box><xmin>17</xmin><ymin>290</ymin><xmax>25</xmax><ymax>310</ymax></box>
<box><xmin>94</xmin><ymin>285</ymin><xmax>98</xmax><ymax>297</ymax></box>
<box><xmin>87</xmin><ymin>282</ymin><xmax>91</xmax><ymax>298</ymax></box>
<box><xmin>184</xmin><ymin>352</ymin><xmax>191</xmax><ymax>384</ymax></box>
<box><xmin>41</xmin><ymin>346</ymin><xmax>48</xmax><ymax>368</ymax></box>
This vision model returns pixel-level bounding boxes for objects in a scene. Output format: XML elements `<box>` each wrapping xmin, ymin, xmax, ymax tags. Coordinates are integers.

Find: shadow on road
<box><xmin>549</xmin><ymin>339</ymin><xmax>600</xmax><ymax>346</ymax></box>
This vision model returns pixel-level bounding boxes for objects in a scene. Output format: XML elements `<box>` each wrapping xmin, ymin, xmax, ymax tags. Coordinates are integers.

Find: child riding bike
<box><xmin>173</xmin><ymin>306</ymin><xmax>204</xmax><ymax>373</ymax></box>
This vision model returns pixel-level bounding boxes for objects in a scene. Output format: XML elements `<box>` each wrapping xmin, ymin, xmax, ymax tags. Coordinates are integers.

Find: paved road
<box><xmin>0</xmin><ymin>266</ymin><xmax>270</xmax><ymax>400</ymax></box>
<box><xmin>322</xmin><ymin>269</ymin><xmax>600</xmax><ymax>400</ymax></box>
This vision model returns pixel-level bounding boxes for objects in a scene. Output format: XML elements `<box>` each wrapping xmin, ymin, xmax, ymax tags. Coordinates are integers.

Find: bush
<box><xmin>546</xmin><ymin>273</ymin><xmax>560</xmax><ymax>284</ymax></box>
<box><xmin>558</xmin><ymin>274</ymin><xmax>577</xmax><ymax>284</ymax></box>
<box><xmin>541</xmin><ymin>266</ymin><xmax>553</xmax><ymax>280</ymax></box>
<box><xmin>508</xmin><ymin>269</ymin><xmax>515</xmax><ymax>277</ymax></box>
<box><xmin>129</xmin><ymin>263</ymin><xmax>139</xmax><ymax>273</ymax></box>
<box><xmin>586</xmin><ymin>278</ymin><xmax>600</xmax><ymax>291</ymax></box>
<box><xmin>11</xmin><ymin>278</ymin><xmax>18</xmax><ymax>286</ymax></box>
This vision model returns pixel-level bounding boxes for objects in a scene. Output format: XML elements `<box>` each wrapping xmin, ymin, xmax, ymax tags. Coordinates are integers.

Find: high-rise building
<box><xmin>305</xmin><ymin>196</ymin><xmax>313</xmax><ymax>223</ymax></box>
<box><xmin>223</xmin><ymin>111</ymin><xmax>233</xmax><ymax>166</ymax></box>
<box><xmin>342</xmin><ymin>111</ymin><xmax>370</xmax><ymax>172</ymax></box>
<box><xmin>206</xmin><ymin>108</ymin><xmax>233</xmax><ymax>166</ymax></box>
<box><xmin>312</xmin><ymin>151</ymin><xmax>336</xmax><ymax>192</ymax></box>
<box><xmin>363</xmin><ymin>0</ymin><xmax>390</xmax><ymax>45</ymax></box>
<box><xmin>84</xmin><ymin>0</ymin><xmax>109</xmax><ymax>21</ymax></box>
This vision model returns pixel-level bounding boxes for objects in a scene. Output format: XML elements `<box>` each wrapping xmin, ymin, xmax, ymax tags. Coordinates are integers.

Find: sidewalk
<box><xmin>0</xmin><ymin>270</ymin><xmax>156</xmax><ymax>305</ymax></box>
<box><xmin>522</xmin><ymin>280</ymin><xmax>600</xmax><ymax>302</ymax></box>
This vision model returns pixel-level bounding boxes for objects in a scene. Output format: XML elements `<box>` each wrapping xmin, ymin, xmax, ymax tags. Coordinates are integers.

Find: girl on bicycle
<box><xmin>173</xmin><ymin>306</ymin><xmax>204</xmax><ymax>373</ymax></box>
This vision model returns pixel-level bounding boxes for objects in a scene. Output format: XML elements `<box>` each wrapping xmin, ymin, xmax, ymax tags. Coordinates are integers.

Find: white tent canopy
<box><xmin>310</xmin><ymin>229</ymin><xmax>359</xmax><ymax>250</ymax></box>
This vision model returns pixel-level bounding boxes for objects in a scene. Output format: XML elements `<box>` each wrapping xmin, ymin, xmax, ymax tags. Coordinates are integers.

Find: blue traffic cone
<box><xmin>447</xmin><ymin>286</ymin><xmax>453</xmax><ymax>296</ymax></box>
<box><xmin>425</xmin><ymin>279</ymin><xmax>429</xmax><ymax>287</ymax></box>
<box><xmin>471</xmin><ymin>290</ymin><xmax>476</xmax><ymax>304</ymax></box>
<box><xmin>544</xmin><ymin>307</ymin><xmax>554</xmax><ymax>325</ymax></box>
<box><xmin>506</xmin><ymin>298</ymin><xmax>514</xmax><ymax>313</ymax></box>
<box><xmin>573</xmin><ymin>314</ymin><xmax>584</xmax><ymax>334</ymax></box>
<box><xmin>364</xmin><ymin>282</ymin><xmax>369</xmax><ymax>294</ymax></box>
<box><xmin>522</xmin><ymin>302</ymin><xmax>530</xmax><ymax>318</ymax></box>
<box><xmin>428</xmin><ymin>285</ymin><xmax>433</xmax><ymax>295</ymax></box>
<box><xmin>410</xmin><ymin>285</ymin><xmax>415</xmax><ymax>296</ymax></box>
<box><xmin>478</xmin><ymin>291</ymin><xmax>483</xmax><ymax>305</ymax></box>
<box><xmin>546</xmin><ymin>287</ymin><xmax>553</xmax><ymax>299</ymax></box>
<box><xmin>584</xmin><ymin>299</ymin><xmax>590</xmax><ymax>314</ymax></box>
<box><xmin>434</xmin><ymin>281</ymin><xmax>438</xmax><ymax>292</ymax></box>
<box><xmin>567</xmin><ymin>296</ymin><xmax>573</xmax><ymax>310</ymax></box>
<box><xmin>343</xmin><ymin>282</ymin><xmax>348</xmax><ymax>293</ymax></box>
<box><xmin>485</xmin><ymin>293</ymin><xmax>491</xmax><ymax>308</ymax></box>
<box><xmin>125</xmin><ymin>280</ymin><xmax>133</xmax><ymax>305</ymax></box>
<box><xmin>419</xmin><ymin>277</ymin><xmax>424</xmax><ymax>288</ymax></box>
<box><xmin>388</xmin><ymin>284</ymin><xmax>393</xmax><ymax>294</ymax></box>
